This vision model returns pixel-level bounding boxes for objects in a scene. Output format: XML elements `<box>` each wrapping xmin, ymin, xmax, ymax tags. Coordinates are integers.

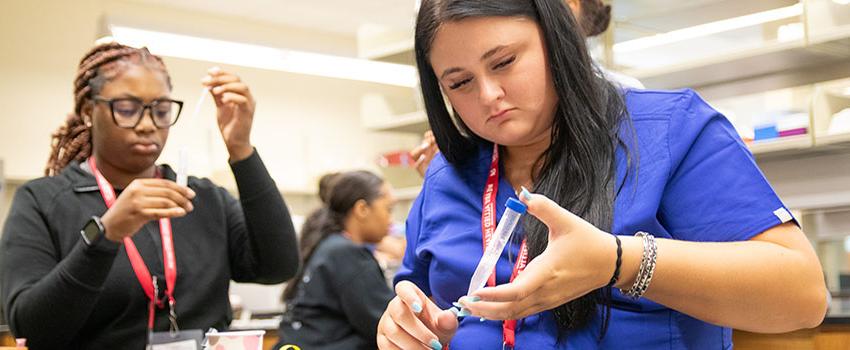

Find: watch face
<box><xmin>83</xmin><ymin>218</ymin><xmax>102</xmax><ymax>244</ymax></box>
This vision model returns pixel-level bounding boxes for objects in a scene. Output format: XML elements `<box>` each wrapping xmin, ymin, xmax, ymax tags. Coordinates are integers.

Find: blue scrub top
<box><xmin>395</xmin><ymin>89</ymin><xmax>794</xmax><ymax>349</ymax></box>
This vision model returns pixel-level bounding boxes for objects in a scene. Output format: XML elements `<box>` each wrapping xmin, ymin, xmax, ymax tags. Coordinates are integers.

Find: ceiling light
<box><xmin>110</xmin><ymin>25</ymin><xmax>418</xmax><ymax>88</ymax></box>
<box><xmin>614</xmin><ymin>3</ymin><xmax>803</xmax><ymax>53</ymax></box>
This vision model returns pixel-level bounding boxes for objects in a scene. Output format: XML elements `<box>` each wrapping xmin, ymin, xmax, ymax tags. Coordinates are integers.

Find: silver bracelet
<box><xmin>620</xmin><ymin>231</ymin><xmax>657</xmax><ymax>300</ymax></box>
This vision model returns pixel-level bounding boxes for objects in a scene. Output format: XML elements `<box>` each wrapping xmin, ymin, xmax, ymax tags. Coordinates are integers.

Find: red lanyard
<box><xmin>481</xmin><ymin>144</ymin><xmax>528</xmax><ymax>349</ymax></box>
<box><xmin>87</xmin><ymin>157</ymin><xmax>178</xmax><ymax>332</ymax></box>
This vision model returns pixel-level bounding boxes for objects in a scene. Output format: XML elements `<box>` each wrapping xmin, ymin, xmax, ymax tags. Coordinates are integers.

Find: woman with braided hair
<box><xmin>0</xmin><ymin>42</ymin><xmax>299</xmax><ymax>349</ymax></box>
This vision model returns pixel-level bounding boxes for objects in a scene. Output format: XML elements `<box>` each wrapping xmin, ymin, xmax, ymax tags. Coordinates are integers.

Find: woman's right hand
<box><xmin>377</xmin><ymin>281</ymin><xmax>458</xmax><ymax>350</ymax></box>
<box><xmin>100</xmin><ymin>179</ymin><xmax>195</xmax><ymax>242</ymax></box>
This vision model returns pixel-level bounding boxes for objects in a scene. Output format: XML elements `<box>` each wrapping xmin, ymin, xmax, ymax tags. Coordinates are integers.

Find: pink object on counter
<box><xmin>778</xmin><ymin>128</ymin><xmax>807</xmax><ymax>137</ymax></box>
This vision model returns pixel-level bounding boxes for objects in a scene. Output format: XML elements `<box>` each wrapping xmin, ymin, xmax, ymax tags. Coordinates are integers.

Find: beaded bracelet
<box><xmin>620</xmin><ymin>231</ymin><xmax>657</xmax><ymax>300</ymax></box>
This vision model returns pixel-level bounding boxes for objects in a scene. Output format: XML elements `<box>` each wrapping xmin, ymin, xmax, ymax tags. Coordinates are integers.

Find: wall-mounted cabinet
<box><xmin>612</xmin><ymin>0</ymin><xmax>850</xmax><ymax>91</ymax></box>
<box><xmin>813</xmin><ymin>77</ymin><xmax>850</xmax><ymax>146</ymax></box>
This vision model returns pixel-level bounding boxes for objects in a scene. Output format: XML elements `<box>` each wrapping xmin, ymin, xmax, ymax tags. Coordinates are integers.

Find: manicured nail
<box><xmin>457</xmin><ymin>308</ymin><xmax>471</xmax><ymax>317</ymax></box>
<box><xmin>448</xmin><ymin>307</ymin><xmax>459</xmax><ymax>316</ymax></box>
<box><xmin>452</xmin><ymin>301</ymin><xmax>463</xmax><ymax>309</ymax></box>
<box><xmin>461</xmin><ymin>296</ymin><xmax>481</xmax><ymax>303</ymax></box>
<box><xmin>430</xmin><ymin>339</ymin><xmax>443</xmax><ymax>350</ymax></box>
<box><xmin>520</xmin><ymin>186</ymin><xmax>532</xmax><ymax>201</ymax></box>
<box><xmin>411</xmin><ymin>302</ymin><xmax>423</xmax><ymax>314</ymax></box>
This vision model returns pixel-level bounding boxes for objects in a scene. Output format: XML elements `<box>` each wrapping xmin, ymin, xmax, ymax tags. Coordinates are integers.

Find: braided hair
<box><xmin>45</xmin><ymin>42</ymin><xmax>172</xmax><ymax>176</ymax></box>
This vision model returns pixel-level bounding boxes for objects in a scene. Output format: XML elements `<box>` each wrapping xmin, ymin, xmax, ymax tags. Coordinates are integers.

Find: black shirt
<box><xmin>0</xmin><ymin>150</ymin><xmax>299</xmax><ymax>349</ymax></box>
<box><xmin>278</xmin><ymin>234</ymin><xmax>393</xmax><ymax>350</ymax></box>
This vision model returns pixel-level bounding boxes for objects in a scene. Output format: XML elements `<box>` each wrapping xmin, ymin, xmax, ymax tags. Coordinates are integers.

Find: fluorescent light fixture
<box><xmin>834</xmin><ymin>0</ymin><xmax>850</xmax><ymax>5</ymax></box>
<box><xmin>614</xmin><ymin>3</ymin><xmax>803</xmax><ymax>53</ymax></box>
<box><xmin>110</xmin><ymin>26</ymin><xmax>418</xmax><ymax>88</ymax></box>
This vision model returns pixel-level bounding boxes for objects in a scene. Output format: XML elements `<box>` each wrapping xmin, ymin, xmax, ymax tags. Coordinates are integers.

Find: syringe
<box><xmin>467</xmin><ymin>197</ymin><xmax>527</xmax><ymax>296</ymax></box>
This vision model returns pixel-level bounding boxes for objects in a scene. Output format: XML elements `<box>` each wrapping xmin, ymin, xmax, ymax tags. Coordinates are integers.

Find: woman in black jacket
<box><xmin>277</xmin><ymin>170</ymin><xmax>395</xmax><ymax>350</ymax></box>
<box><xmin>0</xmin><ymin>42</ymin><xmax>299</xmax><ymax>349</ymax></box>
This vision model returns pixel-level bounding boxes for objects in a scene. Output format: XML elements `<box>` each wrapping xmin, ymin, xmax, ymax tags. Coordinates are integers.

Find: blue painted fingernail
<box><xmin>430</xmin><ymin>339</ymin><xmax>443</xmax><ymax>350</ymax></box>
<box><xmin>457</xmin><ymin>308</ymin><xmax>471</xmax><ymax>317</ymax></box>
<box><xmin>466</xmin><ymin>296</ymin><xmax>481</xmax><ymax>302</ymax></box>
<box><xmin>520</xmin><ymin>186</ymin><xmax>532</xmax><ymax>201</ymax></box>
<box><xmin>449</xmin><ymin>307</ymin><xmax>459</xmax><ymax>316</ymax></box>
<box><xmin>412</xmin><ymin>302</ymin><xmax>423</xmax><ymax>313</ymax></box>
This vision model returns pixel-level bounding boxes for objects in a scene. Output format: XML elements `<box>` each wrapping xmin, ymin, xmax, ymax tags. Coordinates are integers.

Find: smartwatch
<box><xmin>80</xmin><ymin>216</ymin><xmax>107</xmax><ymax>247</ymax></box>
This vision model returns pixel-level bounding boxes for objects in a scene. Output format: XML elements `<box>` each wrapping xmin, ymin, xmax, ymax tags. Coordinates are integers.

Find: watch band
<box><xmin>80</xmin><ymin>215</ymin><xmax>106</xmax><ymax>246</ymax></box>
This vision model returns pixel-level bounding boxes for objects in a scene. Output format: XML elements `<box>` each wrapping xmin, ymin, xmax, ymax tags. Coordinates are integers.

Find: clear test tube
<box><xmin>467</xmin><ymin>198</ymin><xmax>528</xmax><ymax>295</ymax></box>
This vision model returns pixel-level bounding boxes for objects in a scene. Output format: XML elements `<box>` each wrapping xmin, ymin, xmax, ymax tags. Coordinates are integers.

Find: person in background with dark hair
<box><xmin>296</xmin><ymin>172</ymin><xmax>342</xmax><ymax>250</ymax></box>
<box><xmin>378</xmin><ymin>0</ymin><xmax>826</xmax><ymax>349</ymax></box>
<box><xmin>566</xmin><ymin>0</ymin><xmax>610</xmax><ymax>37</ymax></box>
<box><xmin>566</xmin><ymin>0</ymin><xmax>645</xmax><ymax>89</ymax></box>
<box><xmin>278</xmin><ymin>170</ymin><xmax>395</xmax><ymax>350</ymax></box>
<box><xmin>298</xmin><ymin>171</ymin><xmax>405</xmax><ymax>279</ymax></box>
<box><xmin>0</xmin><ymin>42</ymin><xmax>299</xmax><ymax>349</ymax></box>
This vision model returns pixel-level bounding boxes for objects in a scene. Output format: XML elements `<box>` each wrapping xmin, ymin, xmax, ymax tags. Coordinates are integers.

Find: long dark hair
<box><xmin>282</xmin><ymin>171</ymin><xmax>385</xmax><ymax>301</ymax></box>
<box><xmin>415</xmin><ymin>0</ymin><xmax>631</xmax><ymax>335</ymax></box>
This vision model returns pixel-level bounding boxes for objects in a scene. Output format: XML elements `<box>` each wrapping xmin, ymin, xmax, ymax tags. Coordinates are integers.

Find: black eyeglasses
<box><xmin>92</xmin><ymin>96</ymin><xmax>184</xmax><ymax>129</ymax></box>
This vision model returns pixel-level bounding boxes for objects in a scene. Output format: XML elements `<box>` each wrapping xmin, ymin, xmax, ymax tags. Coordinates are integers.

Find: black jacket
<box><xmin>0</xmin><ymin>150</ymin><xmax>299</xmax><ymax>349</ymax></box>
<box><xmin>277</xmin><ymin>234</ymin><xmax>393</xmax><ymax>350</ymax></box>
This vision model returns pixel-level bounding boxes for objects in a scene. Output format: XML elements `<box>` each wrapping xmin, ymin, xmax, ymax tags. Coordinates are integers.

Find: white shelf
<box><xmin>358</xmin><ymin>28</ymin><xmax>415</xmax><ymax>64</ymax></box>
<box><xmin>626</xmin><ymin>32</ymin><xmax>850</xmax><ymax>90</ymax></box>
<box><xmin>366</xmin><ymin>110</ymin><xmax>429</xmax><ymax>134</ymax></box>
<box><xmin>750</xmin><ymin>135</ymin><xmax>813</xmax><ymax>158</ymax></box>
<box><xmin>815</xmin><ymin>132</ymin><xmax>850</xmax><ymax>147</ymax></box>
<box><xmin>750</xmin><ymin>134</ymin><xmax>850</xmax><ymax>161</ymax></box>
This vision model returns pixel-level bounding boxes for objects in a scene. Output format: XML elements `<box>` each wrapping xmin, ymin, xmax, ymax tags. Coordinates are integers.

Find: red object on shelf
<box><xmin>378</xmin><ymin>150</ymin><xmax>415</xmax><ymax>168</ymax></box>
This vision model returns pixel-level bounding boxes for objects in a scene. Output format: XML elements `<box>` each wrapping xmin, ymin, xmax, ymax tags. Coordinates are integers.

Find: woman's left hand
<box><xmin>203</xmin><ymin>67</ymin><xmax>255</xmax><ymax>162</ymax></box>
<box><xmin>460</xmin><ymin>190</ymin><xmax>619</xmax><ymax>320</ymax></box>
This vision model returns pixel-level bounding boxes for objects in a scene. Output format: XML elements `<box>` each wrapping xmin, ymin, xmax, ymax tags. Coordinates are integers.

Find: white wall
<box><xmin>0</xmin><ymin>0</ymin><xmax>419</xmax><ymax>193</ymax></box>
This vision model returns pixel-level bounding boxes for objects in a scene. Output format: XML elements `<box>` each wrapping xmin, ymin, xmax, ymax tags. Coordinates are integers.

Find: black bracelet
<box><xmin>608</xmin><ymin>235</ymin><xmax>622</xmax><ymax>286</ymax></box>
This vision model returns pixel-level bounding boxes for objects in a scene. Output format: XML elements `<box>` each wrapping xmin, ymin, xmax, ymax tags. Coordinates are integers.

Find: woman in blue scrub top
<box><xmin>376</xmin><ymin>0</ymin><xmax>828</xmax><ymax>349</ymax></box>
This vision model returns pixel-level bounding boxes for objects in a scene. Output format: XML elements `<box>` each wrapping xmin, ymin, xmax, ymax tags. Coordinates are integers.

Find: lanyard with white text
<box><xmin>481</xmin><ymin>144</ymin><xmax>528</xmax><ymax>349</ymax></box>
<box><xmin>87</xmin><ymin>157</ymin><xmax>179</xmax><ymax>334</ymax></box>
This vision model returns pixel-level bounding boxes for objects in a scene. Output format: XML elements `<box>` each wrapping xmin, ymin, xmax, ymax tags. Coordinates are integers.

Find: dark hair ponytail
<box><xmin>282</xmin><ymin>171</ymin><xmax>385</xmax><ymax>301</ymax></box>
